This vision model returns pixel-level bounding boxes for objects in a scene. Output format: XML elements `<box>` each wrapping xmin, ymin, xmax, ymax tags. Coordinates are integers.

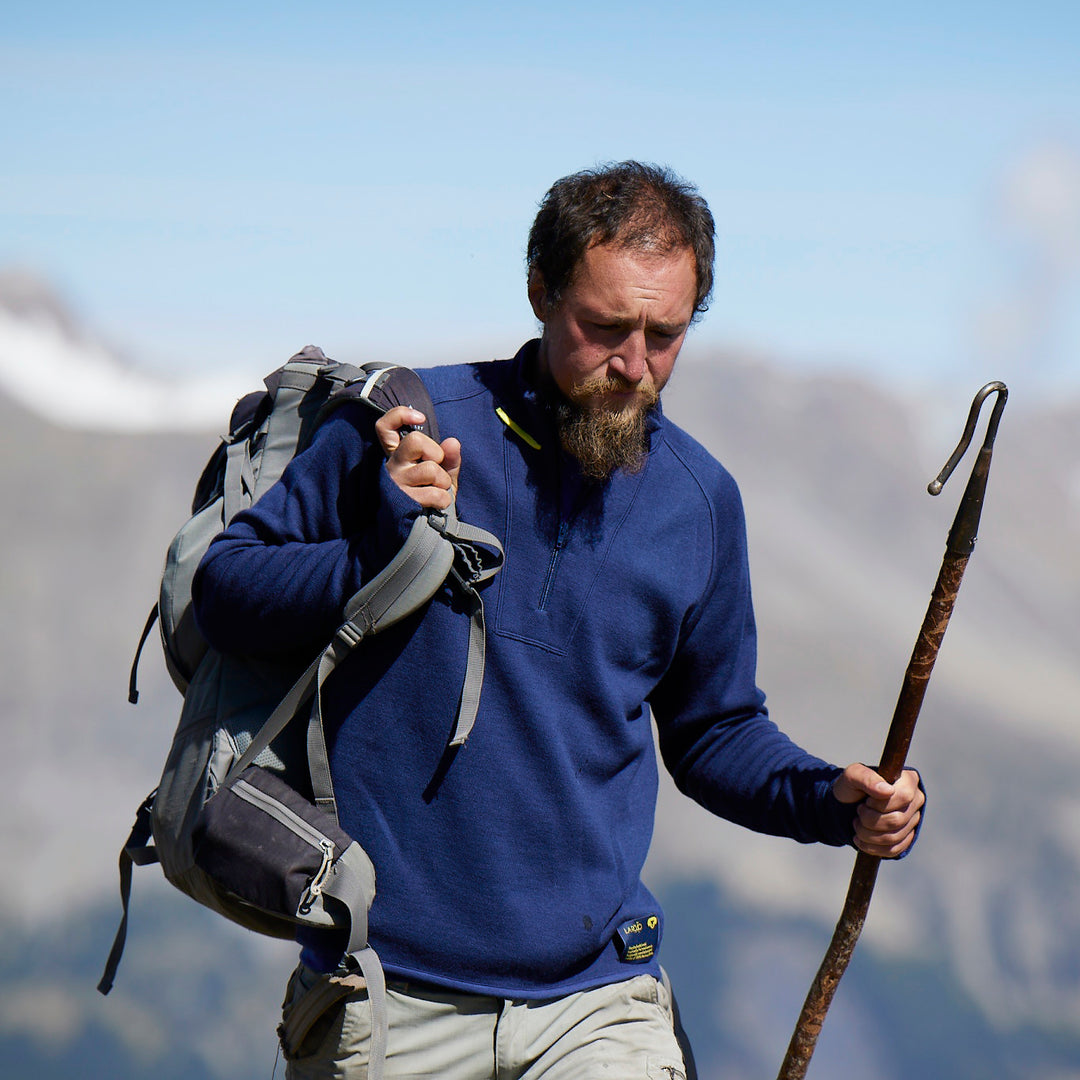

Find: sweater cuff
<box><xmin>374</xmin><ymin>462</ymin><xmax>424</xmax><ymax>557</ymax></box>
<box><xmin>817</xmin><ymin>772</ymin><xmax>861</xmax><ymax>847</ymax></box>
<box><xmin>820</xmin><ymin>768</ymin><xmax>927</xmax><ymax>858</ymax></box>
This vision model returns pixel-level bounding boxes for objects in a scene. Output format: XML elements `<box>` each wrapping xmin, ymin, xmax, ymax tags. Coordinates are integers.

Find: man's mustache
<box><xmin>567</xmin><ymin>375</ymin><xmax>660</xmax><ymax>409</ymax></box>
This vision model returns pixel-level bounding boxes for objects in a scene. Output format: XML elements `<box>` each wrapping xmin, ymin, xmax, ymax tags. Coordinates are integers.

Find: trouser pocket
<box><xmin>279</xmin><ymin>961</ymin><xmax>369</xmax><ymax>1063</ymax></box>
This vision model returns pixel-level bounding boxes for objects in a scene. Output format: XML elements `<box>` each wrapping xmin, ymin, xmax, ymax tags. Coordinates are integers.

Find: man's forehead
<box><xmin>577</xmin><ymin>241</ymin><xmax>695</xmax><ymax>285</ymax></box>
<box><xmin>572</xmin><ymin>239</ymin><xmax>696</xmax><ymax>283</ymax></box>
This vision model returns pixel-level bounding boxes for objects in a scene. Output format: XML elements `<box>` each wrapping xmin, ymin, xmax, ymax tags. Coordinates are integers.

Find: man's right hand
<box><xmin>375</xmin><ymin>406</ymin><xmax>462</xmax><ymax>510</ymax></box>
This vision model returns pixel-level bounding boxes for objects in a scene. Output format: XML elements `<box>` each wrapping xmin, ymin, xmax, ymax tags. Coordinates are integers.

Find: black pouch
<box><xmin>192</xmin><ymin>765</ymin><xmax>368</xmax><ymax>929</ymax></box>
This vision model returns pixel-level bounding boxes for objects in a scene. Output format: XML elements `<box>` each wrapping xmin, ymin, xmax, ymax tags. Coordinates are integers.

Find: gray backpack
<box><xmin>99</xmin><ymin>347</ymin><xmax>502</xmax><ymax>1078</ymax></box>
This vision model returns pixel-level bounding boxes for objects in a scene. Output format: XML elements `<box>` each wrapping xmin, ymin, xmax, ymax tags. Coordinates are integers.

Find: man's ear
<box><xmin>527</xmin><ymin>268</ymin><xmax>549</xmax><ymax>322</ymax></box>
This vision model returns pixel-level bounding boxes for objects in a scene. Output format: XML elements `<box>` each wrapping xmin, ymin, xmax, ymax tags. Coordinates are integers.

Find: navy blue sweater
<box><xmin>193</xmin><ymin>341</ymin><xmax>856</xmax><ymax>997</ymax></box>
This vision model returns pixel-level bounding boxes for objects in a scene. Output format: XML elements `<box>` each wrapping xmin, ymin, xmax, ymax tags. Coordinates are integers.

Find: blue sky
<box><xmin>3</xmin><ymin>2</ymin><xmax>1078</xmax><ymax>393</ymax></box>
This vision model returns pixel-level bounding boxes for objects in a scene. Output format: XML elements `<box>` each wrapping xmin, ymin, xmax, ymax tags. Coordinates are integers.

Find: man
<box><xmin>193</xmin><ymin>162</ymin><xmax>923</xmax><ymax>1078</ymax></box>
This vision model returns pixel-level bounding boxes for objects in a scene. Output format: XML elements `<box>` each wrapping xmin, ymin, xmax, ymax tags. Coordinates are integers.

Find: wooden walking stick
<box><xmin>776</xmin><ymin>381</ymin><xmax>1008</xmax><ymax>1080</ymax></box>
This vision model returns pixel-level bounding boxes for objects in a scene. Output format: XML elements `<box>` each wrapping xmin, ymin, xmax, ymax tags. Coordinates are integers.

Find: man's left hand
<box><xmin>375</xmin><ymin>406</ymin><xmax>462</xmax><ymax>510</ymax></box>
<box><xmin>832</xmin><ymin>764</ymin><xmax>924</xmax><ymax>858</ymax></box>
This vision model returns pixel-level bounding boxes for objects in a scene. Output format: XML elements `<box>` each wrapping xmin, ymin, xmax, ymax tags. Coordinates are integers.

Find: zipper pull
<box><xmin>298</xmin><ymin>839</ymin><xmax>335</xmax><ymax>915</ymax></box>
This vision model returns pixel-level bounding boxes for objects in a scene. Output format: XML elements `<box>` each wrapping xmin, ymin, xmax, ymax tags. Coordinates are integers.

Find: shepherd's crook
<box><xmin>776</xmin><ymin>381</ymin><xmax>1008</xmax><ymax>1080</ymax></box>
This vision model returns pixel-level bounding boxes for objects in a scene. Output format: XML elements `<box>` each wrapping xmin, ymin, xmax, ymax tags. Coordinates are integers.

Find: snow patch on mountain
<box><xmin>0</xmin><ymin>272</ymin><xmax>253</xmax><ymax>432</ymax></box>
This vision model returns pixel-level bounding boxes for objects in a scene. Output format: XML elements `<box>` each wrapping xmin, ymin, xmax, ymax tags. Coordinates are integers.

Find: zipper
<box><xmin>233</xmin><ymin>778</ymin><xmax>334</xmax><ymax>850</ymax></box>
<box><xmin>538</xmin><ymin>520</ymin><xmax>569</xmax><ymax>612</ymax></box>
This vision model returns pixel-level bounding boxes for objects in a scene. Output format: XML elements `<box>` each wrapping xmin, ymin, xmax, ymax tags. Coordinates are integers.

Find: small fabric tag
<box><xmin>615</xmin><ymin>914</ymin><xmax>660</xmax><ymax>963</ymax></box>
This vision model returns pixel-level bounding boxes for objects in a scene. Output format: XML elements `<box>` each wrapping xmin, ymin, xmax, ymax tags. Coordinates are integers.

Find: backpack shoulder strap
<box><xmin>250</xmin><ymin>351</ymin><xmax>334</xmax><ymax>502</ymax></box>
<box><xmin>224</xmin><ymin>510</ymin><xmax>458</xmax><ymax>802</ymax></box>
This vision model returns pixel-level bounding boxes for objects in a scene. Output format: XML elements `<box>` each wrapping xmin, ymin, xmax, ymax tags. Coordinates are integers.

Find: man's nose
<box><xmin>609</xmin><ymin>329</ymin><xmax>647</xmax><ymax>383</ymax></box>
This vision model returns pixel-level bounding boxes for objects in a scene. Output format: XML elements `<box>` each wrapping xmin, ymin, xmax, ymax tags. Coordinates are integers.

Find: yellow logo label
<box><xmin>647</xmin><ymin>916</ymin><xmax>658</xmax><ymax>930</ymax></box>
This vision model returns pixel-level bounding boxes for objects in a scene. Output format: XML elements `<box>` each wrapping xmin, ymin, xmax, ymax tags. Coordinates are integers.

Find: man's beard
<box><xmin>556</xmin><ymin>375</ymin><xmax>660</xmax><ymax>481</ymax></box>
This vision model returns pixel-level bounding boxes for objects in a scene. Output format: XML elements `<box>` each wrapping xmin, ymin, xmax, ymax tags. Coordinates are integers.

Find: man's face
<box><xmin>529</xmin><ymin>241</ymin><xmax>698</xmax><ymax>410</ymax></box>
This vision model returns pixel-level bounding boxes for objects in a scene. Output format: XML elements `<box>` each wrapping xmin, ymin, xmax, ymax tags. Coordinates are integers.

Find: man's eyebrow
<box><xmin>646</xmin><ymin>317</ymin><xmax>689</xmax><ymax>335</ymax></box>
<box><xmin>584</xmin><ymin>308</ymin><xmax>688</xmax><ymax>335</ymax></box>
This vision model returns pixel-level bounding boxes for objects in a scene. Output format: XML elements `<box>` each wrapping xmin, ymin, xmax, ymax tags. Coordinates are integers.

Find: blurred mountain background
<box><xmin>0</xmin><ymin>272</ymin><xmax>1076</xmax><ymax>1080</ymax></box>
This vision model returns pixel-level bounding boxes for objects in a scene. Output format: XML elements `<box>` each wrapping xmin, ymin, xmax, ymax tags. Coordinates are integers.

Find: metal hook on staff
<box><xmin>928</xmin><ymin>381</ymin><xmax>1007</xmax><ymax>497</ymax></box>
<box><xmin>776</xmin><ymin>380</ymin><xmax>1008</xmax><ymax>1080</ymax></box>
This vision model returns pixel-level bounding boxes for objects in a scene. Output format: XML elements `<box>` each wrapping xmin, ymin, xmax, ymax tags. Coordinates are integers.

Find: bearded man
<box><xmin>193</xmin><ymin>161</ymin><xmax>924</xmax><ymax>1079</ymax></box>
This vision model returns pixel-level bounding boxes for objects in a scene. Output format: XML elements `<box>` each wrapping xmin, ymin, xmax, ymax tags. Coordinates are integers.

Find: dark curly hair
<box><xmin>526</xmin><ymin>161</ymin><xmax>715</xmax><ymax>318</ymax></box>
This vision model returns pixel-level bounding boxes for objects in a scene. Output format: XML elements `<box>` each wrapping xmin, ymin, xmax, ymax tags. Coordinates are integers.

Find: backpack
<box><xmin>98</xmin><ymin>346</ymin><xmax>503</xmax><ymax>1078</ymax></box>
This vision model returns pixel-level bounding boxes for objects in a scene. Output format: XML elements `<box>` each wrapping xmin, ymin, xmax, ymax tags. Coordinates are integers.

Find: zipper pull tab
<box><xmin>298</xmin><ymin>839</ymin><xmax>335</xmax><ymax>915</ymax></box>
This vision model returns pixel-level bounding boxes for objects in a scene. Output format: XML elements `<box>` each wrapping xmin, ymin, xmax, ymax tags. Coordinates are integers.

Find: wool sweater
<box><xmin>192</xmin><ymin>340</ymin><xmax>856</xmax><ymax>997</ymax></box>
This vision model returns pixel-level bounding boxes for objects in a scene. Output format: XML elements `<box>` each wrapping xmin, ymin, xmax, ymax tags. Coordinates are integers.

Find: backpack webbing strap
<box><xmin>321</xmin><ymin>845</ymin><xmax>376</xmax><ymax>957</ymax></box>
<box><xmin>355</xmin><ymin>946</ymin><xmax>388</xmax><ymax>1080</ymax></box>
<box><xmin>433</xmin><ymin>509</ymin><xmax>503</xmax><ymax>747</ymax></box>
<box><xmin>98</xmin><ymin>792</ymin><xmax>160</xmax><ymax>995</ymax></box>
<box><xmin>448</xmin><ymin>581</ymin><xmax>487</xmax><ymax>748</ymax></box>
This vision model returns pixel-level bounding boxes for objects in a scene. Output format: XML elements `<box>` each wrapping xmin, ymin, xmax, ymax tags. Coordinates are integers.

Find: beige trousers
<box><xmin>280</xmin><ymin>964</ymin><xmax>687</xmax><ymax>1080</ymax></box>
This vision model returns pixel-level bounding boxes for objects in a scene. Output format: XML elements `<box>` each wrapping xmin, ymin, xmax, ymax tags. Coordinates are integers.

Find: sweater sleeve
<box><xmin>192</xmin><ymin>402</ymin><xmax>422</xmax><ymax>657</ymax></box>
<box><xmin>649</xmin><ymin>474</ymin><xmax>856</xmax><ymax>847</ymax></box>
